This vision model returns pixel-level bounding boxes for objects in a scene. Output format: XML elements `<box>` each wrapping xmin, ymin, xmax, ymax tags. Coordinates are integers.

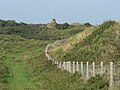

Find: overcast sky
<box><xmin>0</xmin><ymin>0</ymin><xmax>120</xmax><ymax>24</ymax></box>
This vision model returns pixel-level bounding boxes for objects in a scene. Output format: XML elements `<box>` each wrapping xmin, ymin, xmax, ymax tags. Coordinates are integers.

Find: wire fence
<box><xmin>45</xmin><ymin>44</ymin><xmax>120</xmax><ymax>89</ymax></box>
<box><xmin>53</xmin><ymin>60</ymin><xmax>120</xmax><ymax>89</ymax></box>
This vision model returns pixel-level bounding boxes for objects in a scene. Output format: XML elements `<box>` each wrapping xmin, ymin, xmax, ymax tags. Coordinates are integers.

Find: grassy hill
<box><xmin>0</xmin><ymin>35</ymin><xmax>40</xmax><ymax>90</ymax></box>
<box><xmin>1</xmin><ymin>20</ymin><xmax>117</xmax><ymax>90</ymax></box>
<box><xmin>0</xmin><ymin>26</ymin><xmax>84</xmax><ymax>90</ymax></box>
<box><xmin>0</xmin><ymin>23</ymin><xmax>84</xmax><ymax>40</ymax></box>
<box><xmin>0</xmin><ymin>34</ymin><xmax>109</xmax><ymax>90</ymax></box>
<box><xmin>0</xmin><ymin>21</ymin><xmax>120</xmax><ymax>90</ymax></box>
<box><xmin>49</xmin><ymin>20</ymin><xmax>120</xmax><ymax>64</ymax></box>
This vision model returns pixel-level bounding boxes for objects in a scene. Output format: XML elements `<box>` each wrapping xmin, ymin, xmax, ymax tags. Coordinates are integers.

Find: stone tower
<box><xmin>47</xmin><ymin>19</ymin><xmax>57</xmax><ymax>29</ymax></box>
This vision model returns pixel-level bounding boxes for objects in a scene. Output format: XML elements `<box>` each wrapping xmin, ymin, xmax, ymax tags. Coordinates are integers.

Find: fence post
<box><xmin>66</xmin><ymin>61</ymin><xmax>69</xmax><ymax>71</ymax></box>
<box><xmin>81</xmin><ymin>62</ymin><xmax>83</xmax><ymax>76</ymax></box>
<box><xmin>58</xmin><ymin>61</ymin><xmax>62</xmax><ymax>68</ymax></box>
<box><xmin>76</xmin><ymin>61</ymin><xmax>79</xmax><ymax>72</ymax></box>
<box><xmin>54</xmin><ymin>60</ymin><xmax>57</xmax><ymax>64</ymax></box>
<box><xmin>68</xmin><ymin>61</ymin><xmax>71</xmax><ymax>73</ymax></box>
<box><xmin>62</xmin><ymin>61</ymin><xmax>66</xmax><ymax>70</ymax></box>
<box><xmin>86</xmin><ymin>62</ymin><xmax>89</xmax><ymax>80</ymax></box>
<box><xmin>93</xmin><ymin>62</ymin><xmax>95</xmax><ymax>77</ymax></box>
<box><xmin>110</xmin><ymin>62</ymin><xmax>113</xmax><ymax>89</ymax></box>
<box><xmin>73</xmin><ymin>61</ymin><xmax>75</xmax><ymax>73</ymax></box>
<box><xmin>100</xmin><ymin>62</ymin><xmax>103</xmax><ymax>76</ymax></box>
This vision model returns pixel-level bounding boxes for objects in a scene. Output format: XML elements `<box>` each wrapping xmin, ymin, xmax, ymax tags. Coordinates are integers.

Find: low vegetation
<box><xmin>50</xmin><ymin>20</ymin><xmax>120</xmax><ymax>64</ymax></box>
<box><xmin>0</xmin><ymin>24</ymin><xmax>83</xmax><ymax>40</ymax></box>
<box><xmin>0</xmin><ymin>19</ymin><xmax>118</xmax><ymax>90</ymax></box>
<box><xmin>0</xmin><ymin>56</ymin><xmax>8</xmax><ymax>90</ymax></box>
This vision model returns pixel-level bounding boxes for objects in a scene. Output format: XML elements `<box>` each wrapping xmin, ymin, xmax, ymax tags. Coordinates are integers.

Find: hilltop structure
<box><xmin>47</xmin><ymin>19</ymin><xmax>57</xmax><ymax>29</ymax></box>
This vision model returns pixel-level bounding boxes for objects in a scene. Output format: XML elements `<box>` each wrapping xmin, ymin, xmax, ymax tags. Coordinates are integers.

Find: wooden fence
<box><xmin>52</xmin><ymin>60</ymin><xmax>120</xmax><ymax>89</ymax></box>
<box><xmin>45</xmin><ymin>44</ymin><xmax>120</xmax><ymax>89</ymax></box>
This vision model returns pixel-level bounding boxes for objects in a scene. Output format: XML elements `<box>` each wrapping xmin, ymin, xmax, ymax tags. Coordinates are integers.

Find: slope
<box><xmin>0</xmin><ymin>25</ymin><xmax>83</xmax><ymax>40</ymax></box>
<box><xmin>49</xmin><ymin>20</ymin><xmax>120</xmax><ymax>64</ymax></box>
<box><xmin>0</xmin><ymin>25</ymin><xmax>109</xmax><ymax>90</ymax></box>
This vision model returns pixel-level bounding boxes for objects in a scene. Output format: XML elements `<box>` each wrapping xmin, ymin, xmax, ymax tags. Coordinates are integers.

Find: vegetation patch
<box><xmin>50</xmin><ymin>20</ymin><xmax>120</xmax><ymax>64</ymax></box>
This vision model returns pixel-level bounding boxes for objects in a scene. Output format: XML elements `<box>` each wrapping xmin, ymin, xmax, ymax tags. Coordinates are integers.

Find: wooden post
<box><xmin>62</xmin><ymin>61</ymin><xmax>66</xmax><ymax>70</ymax></box>
<box><xmin>66</xmin><ymin>61</ymin><xmax>69</xmax><ymax>71</ymax></box>
<box><xmin>92</xmin><ymin>62</ymin><xmax>95</xmax><ymax>77</ymax></box>
<box><xmin>101</xmin><ymin>62</ymin><xmax>103</xmax><ymax>76</ymax></box>
<box><xmin>68</xmin><ymin>61</ymin><xmax>71</xmax><ymax>73</ymax></box>
<box><xmin>76</xmin><ymin>61</ymin><xmax>79</xmax><ymax>72</ymax></box>
<box><xmin>67</xmin><ymin>61</ymin><xmax>70</xmax><ymax>71</ymax></box>
<box><xmin>86</xmin><ymin>62</ymin><xmax>89</xmax><ymax>80</ymax></box>
<box><xmin>58</xmin><ymin>61</ymin><xmax>62</xmax><ymax>68</ymax></box>
<box><xmin>81</xmin><ymin>62</ymin><xmax>83</xmax><ymax>76</ymax></box>
<box><xmin>73</xmin><ymin>61</ymin><xmax>75</xmax><ymax>73</ymax></box>
<box><xmin>110</xmin><ymin>62</ymin><xmax>113</xmax><ymax>88</ymax></box>
<box><xmin>54</xmin><ymin>60</ymin><xmax>56</xmax><ymax>64</ymax></box>
<box><xmin>64</xmin><ymin>61</ymin><xmax>67</xmax><ymax>70</ymax></box>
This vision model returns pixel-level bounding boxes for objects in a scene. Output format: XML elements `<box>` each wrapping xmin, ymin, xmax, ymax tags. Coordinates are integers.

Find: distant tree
<box><xmin>19</xmin><ymin>22</ymin><xmax>27</xmax><ymax>26</ymax></box>
<box><xmin>0</xmin><ymin>19</ymin><xmax>27</xmax><ymax>27</ymax></box>
<box><xmin>0</xmin><ymin>20</ymin><xmax>6</xmax><ymax>26</ymax></box>
<box><xmin>5</xmin><ymin>20</ymin><xmax>18</xmax><ymax>26</ymax></box>
<box><xmin>62</xmin><ymin>23</ymin><xmax>69</xmax><ymax>29</ymax></box>
<box><xmin>83</xmin><ymin>22</ymin><xmax>92</xmax><ymax>27</ymax></box>
<box><xmin>56</xmin><ymin>23</ymin><xmax>69</xmax><ymax>30</ymax></box>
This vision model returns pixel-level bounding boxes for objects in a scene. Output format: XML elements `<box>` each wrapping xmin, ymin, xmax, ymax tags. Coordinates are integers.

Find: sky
<box><xmin>0</xmin><ymin>0</ymin><xmax>120</xmax><ymax>24</ymax></box>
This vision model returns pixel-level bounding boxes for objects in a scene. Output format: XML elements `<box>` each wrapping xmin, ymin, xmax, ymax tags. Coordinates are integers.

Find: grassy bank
<box><xmin>50</xmin><ymin>21</ymin><xmax>120</xmax><ymax>64</ymax></box>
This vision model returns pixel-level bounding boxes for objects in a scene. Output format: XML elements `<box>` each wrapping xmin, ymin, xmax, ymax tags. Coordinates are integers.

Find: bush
<box><xmin>83</xmin><ymin>22</ymin><xmax>92</xmax><ymax>27</ymax></box>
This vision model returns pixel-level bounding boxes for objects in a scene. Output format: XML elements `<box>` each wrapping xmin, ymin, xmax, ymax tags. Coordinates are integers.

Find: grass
<box><xmin>0</xmin><ymin>25</ymin><xmax>83</xmax><ymax>40</ymax></box>
<box><xmin>0</xmin><ymin>24</ymin><xmax>84</xmax><ymax>89</ymax></box>
<box><xmin>0</xmin><ymin>21</ymin><xmax>117</xmax><ymax>90</ymax></box>
<box><xmin>49</xmin><ymin>20</ymin><xmax>120</xmax><ymax>64</ymax></box>
<box><xmin>0</xmin><ymin>35</ymin><xmax>40</xmax><ymax>90</ymax></box>
<box><xmin>0</xmin><ymin>34</ymin><xmax>109</xmax><ymax>90</ymax></box>
<box><xmin>5</xmin><ymin>59</ymin><xmax>38</xmax><ymax>90</ymax></box>
<box><xmin>49</xmin><ymin>26</ymin><xmax>94</xmax><ymax>54</ymax></box>
<box><xmin>0</xmin><ymin>34</ymin><xmax>85</xmax><ymax>90</ymax></box>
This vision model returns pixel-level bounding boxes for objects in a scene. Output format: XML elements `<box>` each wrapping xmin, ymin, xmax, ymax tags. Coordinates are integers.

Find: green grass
<box><xmin>0</xmin><ymin>25</ymin><xmax>83</xmax><ymax>40</ymax></box>
<box><xmin>0</xmin><ymin>34</ymin><xmax>109</xmax><ymax>90</ymax></box>
<box><xmin>5</xmin><ymin>57</ymin><xmax>38</xmax><ymax>90</ymax></box>
<box><xmin>0</xmin><ymin>26</ymin><xmax>84</xmax><ymax>89</ymax></box>
<box><xmin>26</xmin><ymin>48</ymin><xmax>109</xmax><ymax>90</ymax></box>
<box><xmin>0</xmin><ymin>20</ymin><xmax>116</xmax><ymax>90</ymax></box>
<box><xmin>0</xmin><ymin>35</ymin><xmax>40</xmax><ymax>90</ymax></box>
<box><xmin>50</xmin><ymin>20</ymin><xmax>120</xmax><ymax>64</ymax></box>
